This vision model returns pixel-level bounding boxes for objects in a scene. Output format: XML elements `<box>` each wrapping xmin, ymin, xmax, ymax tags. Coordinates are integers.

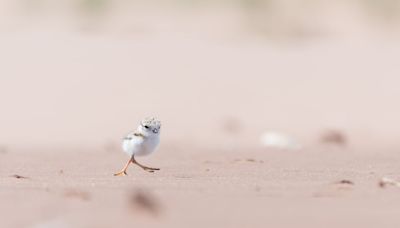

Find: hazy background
<box><xmin>1</xmin><ymin>0</ymin><xmax>400</xmax><ymax>150</ymax></box>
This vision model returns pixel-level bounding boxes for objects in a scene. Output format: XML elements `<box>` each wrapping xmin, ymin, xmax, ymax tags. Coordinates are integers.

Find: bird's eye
<box><xmin>144</xmin><ymin>125</ymin><xmax>149</xmax><ymax>129</ymax></box>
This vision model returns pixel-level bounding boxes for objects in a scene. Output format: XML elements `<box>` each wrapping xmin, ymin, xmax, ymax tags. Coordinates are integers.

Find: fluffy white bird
<box><xmin>114</xmin><ymin>117</ymin><xmax>161</xmax><ymax>176</ymax></box>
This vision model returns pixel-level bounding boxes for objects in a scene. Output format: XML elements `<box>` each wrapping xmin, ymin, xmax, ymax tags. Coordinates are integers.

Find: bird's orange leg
<box><xmin>132</xmin><ymin>156</ymin><xmax>160</xmax><ymax>173</ymax></box>
<box><xmin>114</xmin><ymin>158</ymin><xmax>133</xmax><ymax>176</ymax></box>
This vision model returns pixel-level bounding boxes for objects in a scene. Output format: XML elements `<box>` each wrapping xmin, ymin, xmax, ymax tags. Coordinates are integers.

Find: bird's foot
<box><xmin>113</xmin><ymin>171</ymin><xmax>128</xmax><ymax>176</ymax></box>
<box><xmin>143</xmin><ymin>167</ymin><xmax>160</xmax><ymax>172</ymax></box>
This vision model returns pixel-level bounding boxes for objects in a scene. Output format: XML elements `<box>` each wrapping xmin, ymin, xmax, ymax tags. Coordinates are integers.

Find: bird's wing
<box><xmin>122</xmin><ymin>131</ymin><xmax>146</xmax><ymax>154</ymax></box>
<box><xmin>123</xmin><ymin>131</ymin><xmax>146</xmax><ymax>142</ymax></box>
<box><xmin>133</xmin><ymin>131</ymin><xmax>146</xmax><ymax>138</ymax></box>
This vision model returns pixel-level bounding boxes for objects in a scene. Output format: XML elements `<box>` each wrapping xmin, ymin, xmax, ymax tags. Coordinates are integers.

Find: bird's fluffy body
<box><xmin>122</xmin><ymin>117</ymin><xmax>161</xmax><ymax>157</ymax></box>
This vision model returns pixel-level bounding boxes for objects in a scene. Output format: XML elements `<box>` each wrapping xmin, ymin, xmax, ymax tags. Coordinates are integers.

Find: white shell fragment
<box><xmin>260</xmin><ymin>132</ymin><xmax>301</xmax><ymax>150</ymax></box>
<box><xmin>379</xmin><ymin>177</ymin><xmax>400</xmax><ymax>188</ymax></box>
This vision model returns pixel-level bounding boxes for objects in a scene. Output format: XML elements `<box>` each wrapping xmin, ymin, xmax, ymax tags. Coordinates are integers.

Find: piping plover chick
<box><xmin>114</xmin><ymin>117</ymin><xmax>161</xmax><ymax>176</ymax></box>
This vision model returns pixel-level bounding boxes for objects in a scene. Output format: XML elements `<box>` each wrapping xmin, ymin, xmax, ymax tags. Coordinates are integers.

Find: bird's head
<box><xmin>138</xmin><ymin>117</ymin><xmax>161</xmax><ymax>136</ymax></box>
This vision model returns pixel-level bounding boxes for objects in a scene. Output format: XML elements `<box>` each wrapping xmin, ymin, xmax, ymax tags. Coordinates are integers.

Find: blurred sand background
<box><xmin>1</xmin><ymin>0</ymin><xmax>400</xmax><ymax>227</ymax></box>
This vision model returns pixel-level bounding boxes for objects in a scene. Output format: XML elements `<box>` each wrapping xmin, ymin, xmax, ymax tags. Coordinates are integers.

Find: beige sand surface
<box><xmin>1</xmin><ymin>34</ymin><xmax>400</xmax><ymax>228</ymax></box>
<box><xmin>1</xmin><ymin>144</ymin><xmax>400</xmax><ymax>228</ymax></box>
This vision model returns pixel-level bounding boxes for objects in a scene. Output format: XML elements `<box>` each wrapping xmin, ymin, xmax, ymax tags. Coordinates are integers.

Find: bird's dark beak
<box><xmin>153</xmin><ymin>129</ymin><xmax>159</xmax><ymax>133</ymax></box>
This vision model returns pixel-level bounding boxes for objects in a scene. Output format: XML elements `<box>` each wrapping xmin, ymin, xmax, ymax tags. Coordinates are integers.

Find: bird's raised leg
<box><xmin>132</xmin><ymin>156</ymin><xmax>160</xmax><ymax>173</ymax></box>
<box><xmin>114</xmin><ymin>158</ymin><xmax>133</xmax><ymax>176</ymax></box>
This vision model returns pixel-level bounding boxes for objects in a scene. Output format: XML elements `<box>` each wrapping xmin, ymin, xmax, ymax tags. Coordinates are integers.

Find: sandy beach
<box><xmin>1</xmin><ymin>1</ymin><xmax>400</xmax><ymax>227</ymax></box>
<box><xmin>2</xmin><ymin>144</ymin><xmax>400</xmax><ymax>228</ymax></box>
